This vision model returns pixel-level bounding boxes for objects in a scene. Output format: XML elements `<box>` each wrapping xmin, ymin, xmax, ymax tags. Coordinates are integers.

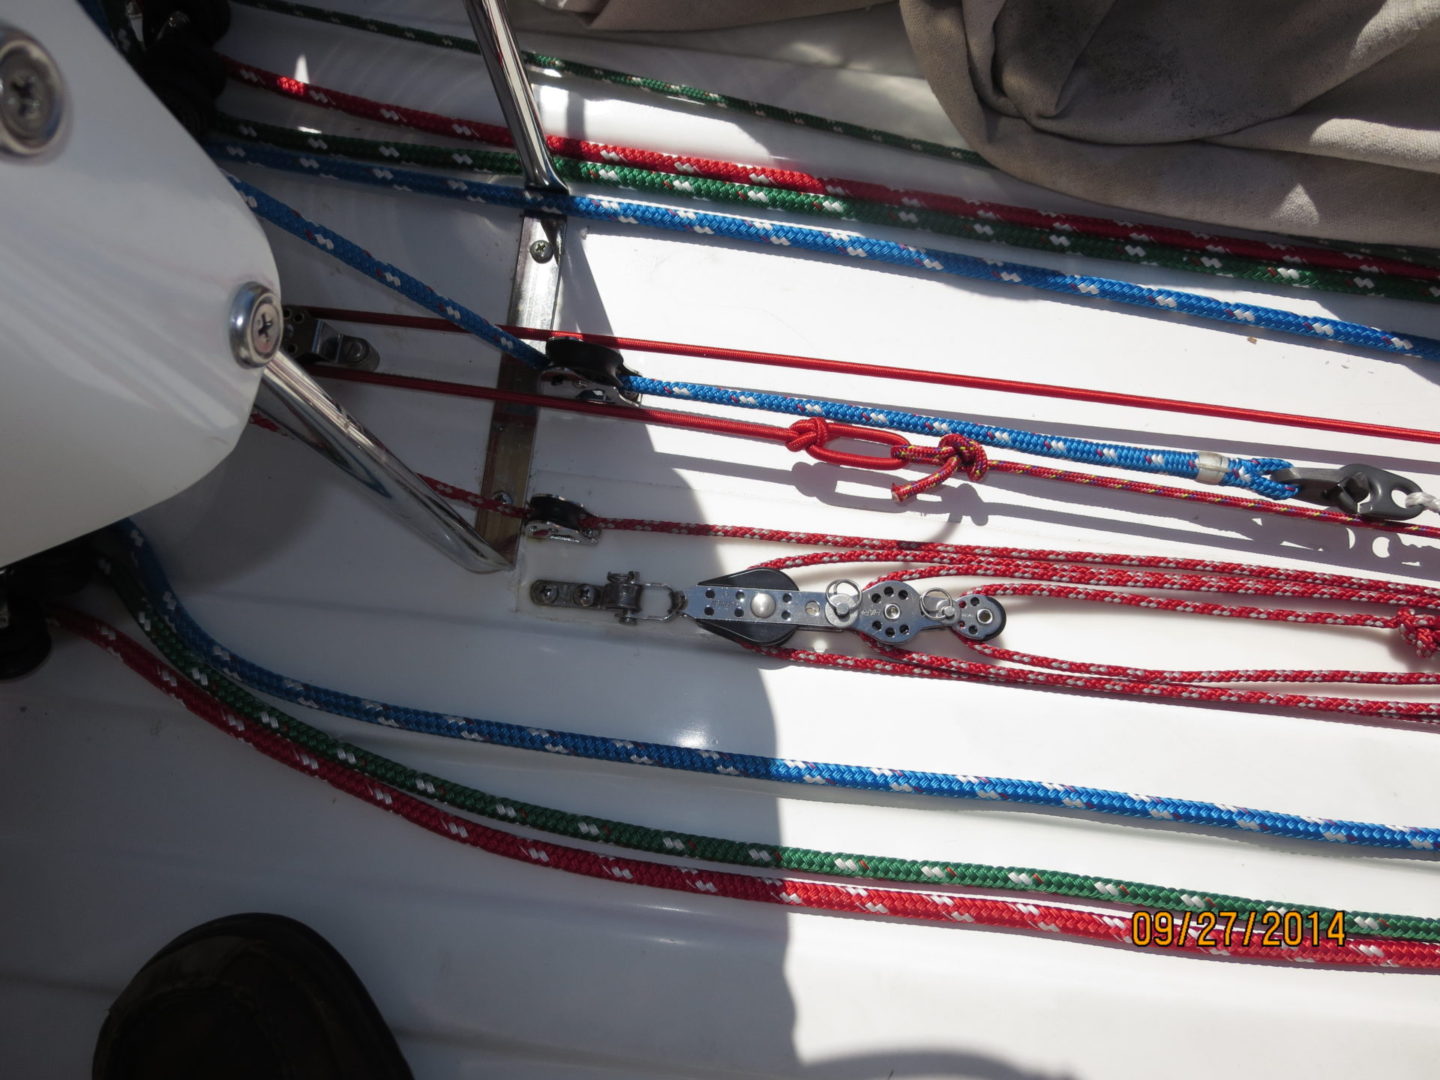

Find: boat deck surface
<box><xmin>3</xmin><ymin>2</ymin><xmax>1440</xmax><ymax>1076</ymax></box>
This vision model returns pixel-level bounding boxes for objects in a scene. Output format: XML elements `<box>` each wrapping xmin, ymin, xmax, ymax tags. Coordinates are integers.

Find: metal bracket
<box><xmin>474</xmin><ymin>213</ymin><xmax>565</xmax><ymax>561</ymax></box>
<box><xmin>463</xmin><ymin>0</ymin><xmax>571</xmax><ymax>563</ymax></box>
<box><xmin>529</xmin><ymin>571</ymin><xmax>682</xmax><ymax>624</ymax></box>
<box><xmin>1269</xmin><ymin>464</ymin><xmax>1423</xmax><ymax>521</ymax></box>
<box><xmin>281</xmin><ymin>306</ymin><xmax>380</xmax><ymax>371</ymax></box>
<box><xmin>530</xmin><ymin>567</ymin><xmax>1006</xmax><ymax>645</ymax></box>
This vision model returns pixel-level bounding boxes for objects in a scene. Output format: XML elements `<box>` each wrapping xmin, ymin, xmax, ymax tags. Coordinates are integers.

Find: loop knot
<box><xmin>1396</xmin><ymin>608</ymin><xmax>1440</xmax><ymax>659</ymax></box>
<box><xmin>784</xmin><ymin>416</ymin><xmax>830</xmax><ymax>455</ymax></box>
<box><xmin>890</xmin><ymin>435</ymin><xmax>989</xmax><ymax>502</ymax></box>
<box><xmin>784</xmin><ymin>418</ymin><xmax>909</xmax><ymax>469</ymax></box>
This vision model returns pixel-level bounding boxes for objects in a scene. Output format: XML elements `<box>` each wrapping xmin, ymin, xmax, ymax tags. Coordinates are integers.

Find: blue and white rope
<box><xmin>113</xmin><ymin>522</ymin><xmax>1440</xmax><ymax>853</ymax></box>
<box><xmin>227</xmin><ymin>173</ymin><xmax>1295</xmax><ymax>497</ymax></box>
<box><xmin>214</xmin><ymin>140</ymin><xmax>1440</xmax><ymax>366</ymax></box>
<box><xmin>228</xmin><ymin>173</ymin><xmax>546</xmax><ymax>365</ymax></box>
<box><xmin>618</xmin><ymin>376</ymin><xmax>1293</xmax><ymax>494</ymax></box>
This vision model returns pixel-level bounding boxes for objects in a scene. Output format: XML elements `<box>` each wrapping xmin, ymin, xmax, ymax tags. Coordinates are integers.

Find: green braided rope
<box><xmin>230</xmin><ymin>0</ymin><xmax>1440</xmax><ymax>278</ymax></box>
<box><xmin>1289</xmin><ymin>234</ymin><xmax>1440</xmax><ymax>273</ymax></box>
<box><xmin>100</xmin><ymin>559</ymin><xmax>1440</xmax><ymax>943</ymax></box>
<box><xmin>215</xmin><ymin>113</ymin><xmax>1440</xmax><ymax>308</ymax></box>
<box><xmin>229</xmin><ymin>0</ymin><xmax>989</xmax><ymax>169</ymax></box>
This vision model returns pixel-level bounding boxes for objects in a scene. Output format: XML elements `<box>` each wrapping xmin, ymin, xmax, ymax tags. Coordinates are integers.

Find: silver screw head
<box><xmin>528</xmin><ymin>238</ymin><xmax>554</xmax><ymax>263</ymax></box>
<box><xmin>749</xmin><ymin>592</ymin><xmax>776</xmax><ymax>619</ymax></box>
<box><xmin>0</xmin><ymin>30</ymin><xmax>65</xmax><ymax>157</ymax></box>
<box><xmin>882</xmin><ymin>602</ymin><xmax>901</xmax><ymax>621</ymax></box>
<box><xmin>229</xmin><ymin>283</ymin><xmax>282</xmax><ymax>367</ymax></box>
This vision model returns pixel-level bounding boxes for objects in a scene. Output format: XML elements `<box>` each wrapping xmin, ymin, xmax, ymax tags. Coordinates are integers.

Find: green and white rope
<box><xmin>213</xmin><ymin>113</ymin><xmax>1440</xmax><ymax>308</ymax></box>
<box><xmin>101</xmin><ymin>558</ymin><xmax>1440</xmax><ymax>946</ymax></box>
<box><xmin>230</xmin><ymin>0</ymin><xmax>988</xmax><ymax>167</ymax></box>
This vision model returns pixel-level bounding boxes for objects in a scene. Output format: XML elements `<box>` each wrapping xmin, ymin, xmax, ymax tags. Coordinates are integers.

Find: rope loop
<box><xmin>1396</xmin><ymin>608</ymin><xmax>1440</xmax><ymax>659</ymax></box>
<box><xmin>890</xmin><ymin>434</ymin><xmax>990</xmax><ymax>502</ymax></box>
<box><xmin>784</xmin><ymin>418</ymin><xmax>908</xmax><ymax>470</ymax></box>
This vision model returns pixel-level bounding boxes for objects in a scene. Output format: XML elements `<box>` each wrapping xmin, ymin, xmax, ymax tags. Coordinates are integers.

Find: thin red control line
<box><xmin>313</xmin><ymin>366</ymin><xmax>1440</xmax><ymax>544</ymax></box>
<box><xmin>227</xmin><ymin>60</ymin><xmax>1440</xmax><ymax>285</ymax></box>
<box><xmin>719</xmin><ymin>560</ymin><xmax>1440</xmax><ymax>724</ymax></box>
<box><xmin>55</xmin><ymin>607</ymin><xmax>1440</xmax><ymax>970</ymax></box>
<box><xmin>302</xmin><ymin>306</ymin><xmax>1440</xmax><ymax>448</ymax></box>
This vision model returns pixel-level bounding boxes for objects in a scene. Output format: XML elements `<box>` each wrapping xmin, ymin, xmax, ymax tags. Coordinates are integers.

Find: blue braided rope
<box><xmin>225</xmin><ymin>172</ymin><xmax>1295</xmax><ymax>498</ymax></box>
<box><xmin>228</xmin><ymin>174</ymin><xmax>546</xmax><ymax>366</ymax></box>
<box><xmin>110</xmin><ymin>522</ymin><xmax>1439</xmax><ymax>854</ymax></box>
<box><xmin>213</xmin><ymin>140</ymin><xmax>1440</xmax><ymax>368</ymax></box>
<box><xmin>619</xmin><ymin>376</ymin><xmax>1294</xmax><ymax>496</ymax></box>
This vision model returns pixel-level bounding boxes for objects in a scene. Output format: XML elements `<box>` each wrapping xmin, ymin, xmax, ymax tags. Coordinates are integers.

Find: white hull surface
<box><xmin>3</xmin><ymin>2</ymin><xmax>1439</xmax><ymax>1077</ymax></box>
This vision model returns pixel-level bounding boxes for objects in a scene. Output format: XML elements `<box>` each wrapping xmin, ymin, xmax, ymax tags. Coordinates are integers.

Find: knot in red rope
<box><xmin>785</xmin><ymin>418</ymin><xmax>908</xmax><ymax>469</ymax></box>
<box><xmin>1396</xmin><ymin>608</ymin><xmax>1440</xmax><ymax>659</ymax></box>
<box><xmin>889</xmin><ymin>434</ymin><xmax>989</xmax><ymax>502</ymax></box>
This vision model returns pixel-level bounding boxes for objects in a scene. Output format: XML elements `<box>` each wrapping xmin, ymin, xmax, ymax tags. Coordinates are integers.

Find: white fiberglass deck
<box><xmin>3</xmin><ymin>2</ymin><xmax>1440</xmax><ymax>1076</ymax></box>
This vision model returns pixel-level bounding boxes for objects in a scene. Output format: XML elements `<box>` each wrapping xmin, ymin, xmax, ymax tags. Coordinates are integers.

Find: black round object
<box><xmin>0</xmin><ymin>594</ymin><xmax>51</xmax><ymax>681</ymax></box>
<box><xmin>9</xmin><ymin>537</ymin><xmax>94</xmax><ymax>601</ymax></box>
<box><xmin>143</xmin><ymin>0</ymin><xmax>232</xmax><ymax>48</ymax></box>
<box><xmin>143</xmin><ymin>29</ymin><xmax>227</xmax><ymax>98</ymax></box>
<box><xmin>93</xmin><ymin>913</ymin><xmax>413</xmax><ymax>1080</ymax></box>
<box><xmin>148</xmin><ymin>72</ymin><xmax>219</xmax><ymax>138</ymax></box>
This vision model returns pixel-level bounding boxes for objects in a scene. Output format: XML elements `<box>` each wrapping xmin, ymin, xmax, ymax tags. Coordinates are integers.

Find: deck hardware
<box><xmin>464</xmin><ymin>0</ymin><xmax>572</xmax><ymax>562</ymax></box>
<box><xmin>461</xmin><ymin>0</ymin><xmax>567</xmax><ymax>196</ymax></box>
<box><xmin>0</xmin><ymin>27</ymin><xmax>65</xmax><ymax>158</ymax></box>
<box><xmin>281</xmin><ymin>306</ymin><xmax>379</xmax><ymax>371</ymax></box>
<box><xmin>522</xmin><ymin>495</ymin><xmax>600</xmax><ymax>544</ymax></box>
<box><xmin>541</xmin><ymin>338</ymin><xmax>639</xmax><ymax>405</ymax></box>
<box><xmin>229</xmin><ymin>283</ymin><xmax>281</xmax><ymax>368</ymax></box>
<box><xmin>531</xmin><ymin>567</ymin><xmax>1005</xmax><ymax>646</ymax></box>
<box><xmin>255</xmin><ymin>351</ymin><xmax>510</xmax><ymax>572</ymax></box>
<box><xmin>530</xmin><ymin>571</ymin><xmax>682</xmax><ymax>624</ymax></box>
<box><xmin>1269</xmin><ymin>464</ymin><xmax>1423</xmax><ymax>521</ymax></box>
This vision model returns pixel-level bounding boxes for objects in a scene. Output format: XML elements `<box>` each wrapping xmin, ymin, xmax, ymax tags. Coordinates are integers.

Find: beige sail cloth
<box><xmin>553</xmin><ymin>0</ymin><xmax>1440</xmax><ymax>247</ymax></box>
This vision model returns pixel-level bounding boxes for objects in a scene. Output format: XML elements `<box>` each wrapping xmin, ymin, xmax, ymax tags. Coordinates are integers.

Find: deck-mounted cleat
<box><xmin>1268</xmin><ymin>464</ymin><xmax>1424</xmax><ymax>521</ymax></box>
<box><xmin>541</xmin><ymin>338</ymin><xmax>640</xmax><ymax>406</ymax></box>
<box><xmin>522</xmin><ymin>495</ymin><xmax>600</xmax><ymax>545</ymax></box>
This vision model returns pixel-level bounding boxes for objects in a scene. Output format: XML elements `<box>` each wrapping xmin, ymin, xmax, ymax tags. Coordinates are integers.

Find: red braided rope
<box><xmin>891</xmin><ymin>435</ymin><xmax>989</xmax><ymax>501</ymax></box>
<box><xmin>303</xmin><ymin>307</ymin><xmax>1440</xmax><ymax>449</ymax></box>
<box><xmin>54</xmin><ymin>607</ymin><xmax>1440</xmax><ymax>970</ymax></box>
<box><xmin>313</xmin><ymin>367</ymin><xmax>1440</xmax><ymax>544</ymax></box>
<box><xmin>226</xmin><ymin>60</ymin><xmax>828</xmax><ymax>192</ymax></box>
<box><xmin>709</xmin><ymin>550</ymin><xmax>1440</xmax><ymax>723</ymax></box>
<box><xmin>762</xmin><ymin>635</ymin><xmax>1440</xmax><ymax>726</ymax></box>
<box><xmin>228</xmin><ymin>63</ymin><xmax>1440</xmax><ymax>285</ymax></box>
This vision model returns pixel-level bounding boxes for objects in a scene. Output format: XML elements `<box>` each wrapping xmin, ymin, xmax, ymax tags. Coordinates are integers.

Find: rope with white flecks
<box><xmin>107</xmin><ymin>520</ymin><xmax>1440</xmax><ymax>853</ymax></box>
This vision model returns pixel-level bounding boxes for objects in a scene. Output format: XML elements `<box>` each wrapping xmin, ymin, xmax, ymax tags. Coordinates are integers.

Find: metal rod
<box><xmin>473</xmin><ymin>211</ymin><xmax>564</xmax><ymax>561</ymax></box>
<box><xmin>462</xmin><ymin>0</ymin><xmax>567</xmax><ymax>193</ymax></box>
<box><xmin>255</xmin><ymin>352</ymin><xmax>509</xmax><ymax>573</ymax></box>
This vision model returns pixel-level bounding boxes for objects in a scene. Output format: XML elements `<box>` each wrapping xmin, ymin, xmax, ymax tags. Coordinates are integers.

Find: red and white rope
<box><xmin>55</xmin><ymin>607</ymin><xmax>1440</xmax><ymax>971</ymax></box>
